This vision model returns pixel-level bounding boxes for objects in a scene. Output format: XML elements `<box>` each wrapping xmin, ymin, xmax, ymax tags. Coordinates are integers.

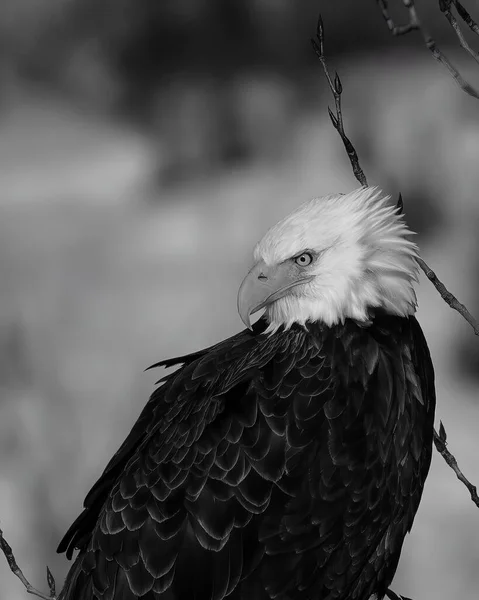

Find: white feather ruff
<box><xmin>253</xmin><ymin>187</ymin><xmax>420</xmax><ymax>332</ymax></box>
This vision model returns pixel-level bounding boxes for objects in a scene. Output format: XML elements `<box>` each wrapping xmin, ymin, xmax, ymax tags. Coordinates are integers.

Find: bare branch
<box><xmin>440</xmin><ymin>0</ymin><xmax>479</xmax><ymax>65</ymax></box>
<box><xmin>0</xmin><ymin>526</ymin><xmax>56</xmax><ymax>600</ymax></box>
<box><xmin>376</xmin><ymin>0</ymin><xmax>479</xmax><ymax>99</ymax></box>
<box><xmin>453</xmin><ymin>0</ymin><xmax>479</xmax><ymax>36</ymax></box>
<box><xmin>427</xmin><ymin>37</ymin><xmax>479</xmax><ymax>99</ymax></box>
<box><xmin>313</xmin><ymin>14</ymin><xmax>479</xmax><ymax>511</ymax></box>
<box><xmin>415</xmin><ymin>256</ymin><xmax>479</xmax><ymax>335</ymax></box>
<box><xmin>311</xmin><ymin>16</ymin><xmax>368</xmax><ymax>188</ymax></box>
<box><xmin>377</xmin><ymin>0</ymin><xmax>419</xmax><ymax>35</ymax></box>
<box><xmin>433</xmin><ymin>422</ymin><xmax>479</xmax><ymax>508</ymax></box>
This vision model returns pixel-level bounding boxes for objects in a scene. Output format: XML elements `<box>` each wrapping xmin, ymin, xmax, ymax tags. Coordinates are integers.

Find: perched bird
<box><xmin>58</xmin><ymin>187</ymin><xmax>435</xmax><ymax>600</ymax></box>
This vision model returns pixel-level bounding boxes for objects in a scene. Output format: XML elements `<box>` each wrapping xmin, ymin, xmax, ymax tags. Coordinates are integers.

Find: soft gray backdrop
<box><xmin>0</xmin><ymin>2</ymin><xmax>478</xmax><ymax>600</ymax></box>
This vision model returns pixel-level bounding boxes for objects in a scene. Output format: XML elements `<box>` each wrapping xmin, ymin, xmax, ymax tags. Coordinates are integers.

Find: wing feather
<box><xmin>58</xmin><ymin>314</ymin><xmax>435</xmax><ymax>600</ymax></box>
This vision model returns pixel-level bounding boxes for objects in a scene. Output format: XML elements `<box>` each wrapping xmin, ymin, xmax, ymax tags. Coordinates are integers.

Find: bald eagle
<box><xmin>58</xmin><ymin>187</ymin><xmax>435</xmax><ymax>600</ymax></box>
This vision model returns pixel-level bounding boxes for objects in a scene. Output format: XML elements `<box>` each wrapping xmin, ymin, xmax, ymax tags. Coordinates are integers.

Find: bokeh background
<box><xmin>1</xmin><ymin>1</ymin><xmax>479</xmax><ymax>599</ymax></box>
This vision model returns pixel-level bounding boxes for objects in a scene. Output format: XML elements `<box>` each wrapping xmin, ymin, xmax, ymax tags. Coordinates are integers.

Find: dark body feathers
<box><xmin>58</xmin><ymin>314</ymin><xmax>435</xmax><ymax>600</ymax></box>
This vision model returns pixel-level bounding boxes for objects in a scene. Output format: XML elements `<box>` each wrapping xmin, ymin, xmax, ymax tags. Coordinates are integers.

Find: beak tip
<box><xmin>237</xmin><ymin>262</ymin><xmax>270</xmax><ymax>331</ymax></box>
<box><xmin>238</xmin><ymin>311</ymin><xmax>252</xmax><ymax>330</ymax></box>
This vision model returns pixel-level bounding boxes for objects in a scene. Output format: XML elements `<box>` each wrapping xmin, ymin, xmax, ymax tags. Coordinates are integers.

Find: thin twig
<box><xmin>377</xmin><ymin>0</ymin><xmax>419</xmax><ymax>35</ymax></box>
<box><xmin>453</xmin><ymin>0</ymin><xmax>479</xmax><ymax>36</ymax></box>
<box><xmin>440</xmin><ymin>0</ymin><xmax>479</xmax><ymax>65</ymax></box>
<box><xmin>0</xmin><ymin>526</ymin><xmax>56</xmax><ymax>600</ymax></box>
<box><xmin>313</xmin><ymin>14</ymin><xmax>479</xmax><ymax>511</ymax></box>
<box><xmin>433</xmin><ymin>422</ymin><xmax>479</xmax><ymax>508</ymax></box>
<box><xmin>311</xmin><ymin>16</ymin><xmax>368</xmax><ymax>187</ymax></box>
<box><xmin>376</xmin><ymin>0</ymin><xmax>479</xmax><ymax>99</ymax></box>
<box><xmin>416</xmin><ymin>256</ymin><xmax>479</xmax><ymax>335</ymax></box>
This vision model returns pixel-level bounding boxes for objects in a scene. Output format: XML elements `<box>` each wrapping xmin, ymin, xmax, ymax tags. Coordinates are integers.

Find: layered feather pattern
<box><xmin>58</xmin><ymin>313</ymin><xmax>435</xmax><ymax>600</ymax></box>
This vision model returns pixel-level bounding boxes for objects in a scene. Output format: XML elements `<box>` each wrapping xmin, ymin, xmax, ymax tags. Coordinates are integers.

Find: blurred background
<box><xmin>0</xmin><ymin>1</ymin><xmax>479</xmax><ymax>599</ymax></box>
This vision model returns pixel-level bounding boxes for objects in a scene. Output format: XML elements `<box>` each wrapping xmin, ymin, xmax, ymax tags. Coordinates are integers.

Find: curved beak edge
<box><xmin>237</xmin><ymin>262</ymin><xmax>313</xmax><ymax>330</ymax></box>
<box><xmin>237</xmin><ymin>266</ymin><xmax>269</xmax><ymax>330</ymax></box>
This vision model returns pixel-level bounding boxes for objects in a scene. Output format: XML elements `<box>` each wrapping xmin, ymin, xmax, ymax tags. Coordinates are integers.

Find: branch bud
<box><xmin>46</xmin><ymin>567</ymin><xmax>56</xmax><ymax>598</ymax></box>
<box><xmin>439</xmin><ymin>421</ymin><xmax>447</xmax><ymax>442</ymax></box>
<box><xmin>328</xmin><ymin>107</ymin><xmax>338</xmax><ymax>128</ymax></box>
<box><xmin>334</xmin><ymin>72</ymin><xmax>342</xmax><ymax>95</ymax></box>
<box><xmin>316</xmin><ymin>14</ymin><xmax>324</xmax><ymax>55</ymax></box>
<box><xmin>311</xmin><ymin>38</ymin><xmax>321</xmax><ymax>58</ymax></box>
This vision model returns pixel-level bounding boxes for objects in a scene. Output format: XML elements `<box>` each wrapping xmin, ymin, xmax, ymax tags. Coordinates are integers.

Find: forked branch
<box><xmin>377</xmin><ymin>0</ymin><xmax>419</xmax><ymax>35</ymax></box>
<box><xmin>434</xmin><ymin>422</ymin><xmax>479</xmax><ymax>508</ymax></box>
<box><xmin>440</xmin><ymin>0</ymin><xmax>479</xmax><ymax>65</ymax></box>
<box><xmin>377</xmin><ymin>0</ymin><xmax>479</xmax><ymax>99</ymax></box>
<box><xmin>0</xmin><ymin>526</ymin><xmax>57</xmax><ymax>600</ymax></box>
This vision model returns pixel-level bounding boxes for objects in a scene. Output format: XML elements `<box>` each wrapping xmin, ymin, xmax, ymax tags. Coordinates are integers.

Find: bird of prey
<box><xmin>58</xmin><ymin>187</ymin><xmax>435</xmax><ymax>600</ymax></box>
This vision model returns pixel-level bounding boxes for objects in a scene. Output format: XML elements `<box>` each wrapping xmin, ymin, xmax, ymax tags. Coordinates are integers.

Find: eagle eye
<box><xmin>294</xmin><ymin>252</ymin><xmax>313</xmax><ymax>267</ymax></box>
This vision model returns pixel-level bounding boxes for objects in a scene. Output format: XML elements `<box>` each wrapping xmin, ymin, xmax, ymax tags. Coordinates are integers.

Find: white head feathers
<box><xmin>253</xmin><ymin>187</ymin><xmax>420</xmax><ymax>331</ymax></box>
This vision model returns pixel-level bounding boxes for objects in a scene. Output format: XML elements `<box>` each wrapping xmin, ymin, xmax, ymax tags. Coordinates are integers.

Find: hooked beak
<box><xmin>237</xmin><ymin>261</ymin><xmax>314</xmax><ymax>329</ymax></box>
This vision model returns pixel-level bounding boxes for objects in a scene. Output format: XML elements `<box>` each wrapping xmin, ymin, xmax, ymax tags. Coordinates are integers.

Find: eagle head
<box><xmin>237</xmin><ymin>187</ymin><xmax>419</xmax><ymax>332</ymax></box>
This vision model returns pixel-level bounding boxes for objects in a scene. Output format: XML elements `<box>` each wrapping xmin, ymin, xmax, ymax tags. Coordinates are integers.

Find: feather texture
<box><xmin>254</xmin><ymin>187</ymin><xmax>420</xmax><ymax>330</ymax></box>
<box><xmin>58</xmin><ymin>313</ymin><xmax>435</xmax><ymax>600</ymax></box>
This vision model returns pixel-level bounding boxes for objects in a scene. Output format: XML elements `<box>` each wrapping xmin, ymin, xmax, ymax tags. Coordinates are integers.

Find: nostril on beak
<box><xmin>258</xmin><ymin>272</ymin><xmax>268</xmax><ymax>282</ymax></box>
